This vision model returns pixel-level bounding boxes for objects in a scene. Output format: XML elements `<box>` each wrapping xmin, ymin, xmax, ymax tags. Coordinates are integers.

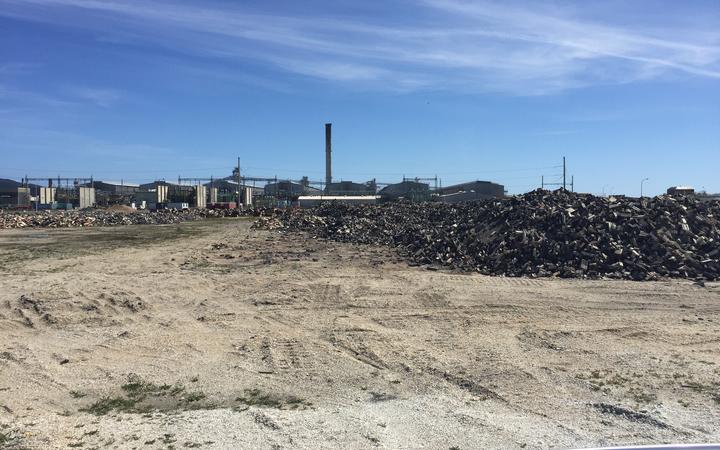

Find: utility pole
<box><xmin>640</xmin><ymin>177</ymin><xmax>649</xmax><ymax>198</ymax></box>
<box><xmin>237</xmin><ymin>156</ymin><xmax>241</xmax><ymax>208</ymax></box>
<box><xmin>541</xmin><ymin>175</ymin><xmax>544</xmax><ymax>189</ymax></box>
<box><xmin>563</xmin><ymin>156</ymin><xmax>566</xmax><ymax>190</ymax></box>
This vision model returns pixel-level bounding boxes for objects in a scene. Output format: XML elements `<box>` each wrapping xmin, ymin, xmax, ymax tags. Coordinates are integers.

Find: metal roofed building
<box><xmin>139</xmin><ymin>180</ymin><xmax>175</xmax><ymax>190</ymax></box>
<box><xmin>326</xmin><ymin>180</ymin><xmax>376</xmax><ymax>196</ymax></box>
<box><xmin>437</xmin><ymin>180</ymin><xmax>505</xmax><ymax>203</ymax></box>
<box><xmin>0</xmin><ymin>179</ymin><xmax>22</xmax><ymax>207</ymax></box>
<box><xmin>379</xmin><ymin>180</ymin><xmax>430</xmax><ymax>202</ymax></box>
<box><xmin>205</xmin><ymin>179</ymin><xmax>264</xmax><ymax>202</ymax></box>
<box><xmin>264</xmin><ymin>180</ymin><xmax>321</xmax><ymax>198</ymax></box>
<box><xmin>667</xmin><ymin>186</ymin><xmax>695</xmax><ymax>196</ymax></box>
<box><xmin>90</xmin><ymin>181</ymin><xmax>140</xmax><ymax>195</ymax></box>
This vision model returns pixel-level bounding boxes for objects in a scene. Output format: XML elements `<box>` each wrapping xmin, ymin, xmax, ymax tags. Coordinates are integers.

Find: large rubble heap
<box><xmin>0</xmin><ymin>208</ymin><xmax>262</xmax><ymax>229</ymax></box>
<box><xmin>267</xmin><ymin>190</ymin><xmax>720</xmax><ymax>281</ymax></box>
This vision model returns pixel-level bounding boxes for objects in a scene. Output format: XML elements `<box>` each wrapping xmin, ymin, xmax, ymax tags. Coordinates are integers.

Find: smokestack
<box><xmin>325</xmin><ymin>123</ymin><xmax>332</xmax><ymax>187</ymax></box>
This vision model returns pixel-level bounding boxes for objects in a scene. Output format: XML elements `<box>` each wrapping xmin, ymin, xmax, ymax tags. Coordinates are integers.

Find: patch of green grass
<box><xmin>120</xmin><ymin>375</ymin><xmax>177</xmax><ymax>399</ymax></box>
<box><xmin>77</xmin><ymin>374</ymin><xmax>215</xmax><ymax>416</ymax></box>
<box><xmin>185</xmin><ymin>392</ymin><xmax>206</xmax><ymax>403</ymax></box>
<box><xmin>169</xmin><ymin>385</ymin><xmax>185</xmax><ymax>396</ymax></box>
<box><xmin>119</xmin><ymin>380</ymin><xmax>145</xmax><ymax>396</ymax></box>
<box><xmin>81</xmin><ymin>396</ymin><xmax>138</xmax><ymax>416</ymax></box>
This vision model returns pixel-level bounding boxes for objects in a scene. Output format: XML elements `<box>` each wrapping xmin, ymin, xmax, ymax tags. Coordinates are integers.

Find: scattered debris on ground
<box><xmin>0</xmin><ymin>207</ymin><xmax>267</xmax><ymax>229</ymax></box>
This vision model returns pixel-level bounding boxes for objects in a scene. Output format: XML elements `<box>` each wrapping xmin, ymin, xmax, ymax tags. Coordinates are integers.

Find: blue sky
<box><xmin>1</xmin><ymin>0</ymin><xmax>719</xmax><ymax>195</ymax></box>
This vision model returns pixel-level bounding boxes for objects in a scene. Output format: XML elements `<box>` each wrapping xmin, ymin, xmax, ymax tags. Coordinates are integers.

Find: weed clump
<box><xmin>78</xmin><ymin>374</ymin><xmax>210</xmax><ymax>416</ymax></box>
<box><xmin>0</xmin><ymin>430</ymin><xmax>19</xmax><ymax>447</ymax></box>
<box><xmin>81</xmin><ymin>396</ymin><xmax>139</xmax><ymax>415</ymax></box>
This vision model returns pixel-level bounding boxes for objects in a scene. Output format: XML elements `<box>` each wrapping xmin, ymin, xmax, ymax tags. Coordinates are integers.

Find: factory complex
<box><xmin>1</xmin><ymin>123</ymin><xmax>506</xmax><ymax>211</ymax></box>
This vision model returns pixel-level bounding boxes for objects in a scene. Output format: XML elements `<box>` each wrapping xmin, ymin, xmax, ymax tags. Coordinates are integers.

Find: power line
<box><xmin>0</xmin><ymin>166</ymin><xmax>233</xmax><ymax>174</ymax></box>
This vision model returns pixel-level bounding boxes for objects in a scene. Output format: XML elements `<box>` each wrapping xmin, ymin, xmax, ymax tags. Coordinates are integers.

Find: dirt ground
<box><xmin>1</xmin><ymin>218</ymin><xmax>719</xmax><ymax>449</ymax></box>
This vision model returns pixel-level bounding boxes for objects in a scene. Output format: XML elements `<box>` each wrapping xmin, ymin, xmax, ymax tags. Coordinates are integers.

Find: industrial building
<box><xmin>264</xmin><ymin>180</ymin><xmax>321</xmax><ymax>198</ymax></box>
<box><xmin>1</xmin><ymin>123</ymin><xmax>513</xmax><ymax>210</ymax></box>
<box><xmin>326</xmin><ymin>181</ymin><xmax>376</xmax><ymax>196</ymax></box>
<box><xmin>379</xmin><ymin>181</ymin><xmax>430</xmax><ymax>202</ymax></box>
<box><xmin>90</xmin><ymin>181</ymin><xmax>139</xmax><ymax>195</ymax></box>
<box><xmin>79</xmin><ymin>180</ymin><xmax>136</xmax><ymax>206</ymax></box>
<box><xmin>0</xmin><ymin>179</ymin><xmax>22</xmax><ymax>207</ymax></box>
<box><xmin>139</xmin><ymin>180</ymin><xmax>172</xmax><ymax>191</ymax></box>
<box><xmin>1</xmin><ymin>178</ymin><xmax>98</xmax><ymax>209</ymax></box>
<box><xmin>135</xmin><ymin>182</ymin><xmax>169</xmax><ymax>209</ymax></box>
<box><xmin>667</xmin><ymin>186</ymin><xmax>695</xmax><ymax>196</ymax></box>
<box><xmin>204</xmin><ymin>179</ymin><xmax>262</xmax><ymax>204</ymax></box>
<box><xmin>437</xmin><ymin>180</ymin><xmax>505</xmax><ymax>203</ymax></box>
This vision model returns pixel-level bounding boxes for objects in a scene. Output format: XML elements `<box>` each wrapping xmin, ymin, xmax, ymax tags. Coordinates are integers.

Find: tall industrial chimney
<box><xmin>325</xmin><ymin>123</ymin><xmax>332</xmax><ymax>187</ymax></box>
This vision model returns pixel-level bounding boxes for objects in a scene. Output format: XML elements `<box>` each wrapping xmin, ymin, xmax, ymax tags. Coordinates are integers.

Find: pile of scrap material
<box><xmin>0</xmin><ymin>207</ymin><xmax>264</xmax><ymax>229</ymax></box>
<box><xmin>251</xmin><ymin>216</ymin><xmax>284</xmax><ymax>230</ymax></box>
<box><xmin>263</xmin><ymin>190</ymin><xmax>720</xmax><ymax>281</ymax></box>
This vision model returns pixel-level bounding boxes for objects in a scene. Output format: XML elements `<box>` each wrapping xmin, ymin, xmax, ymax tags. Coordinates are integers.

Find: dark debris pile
<box><xmin>0</xmin><ymin>207</ymin><xmax>270</xmax><ymax>229</ymax></box>
<box><xmin>265</xmin><ymin>190</ymin><xmax>720</xmax><ymax>281</ymax></box>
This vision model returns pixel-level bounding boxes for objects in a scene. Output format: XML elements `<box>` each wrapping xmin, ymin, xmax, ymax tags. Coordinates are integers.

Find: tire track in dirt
<box><xmin>438</xmin><ymin>273</ymin><xmax>549</xmax><ymax>288</ymax></box>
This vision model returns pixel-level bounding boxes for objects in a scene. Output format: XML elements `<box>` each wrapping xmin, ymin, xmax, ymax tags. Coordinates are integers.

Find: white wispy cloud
<box><xmin>2</xmin><ymin>0</ymin><xmax>719</xmax><ymax>94</ymax></box>
<box><xmin>64</xmin><ymin>86</ymin><xmax>122</xmax><ymax>107</ymax></box>
<box><xmin>0</xmin><ymin>62</ymin><xmax>42</xmax><ymax>75</ymax></box>
<box><xmin>0</xmin><ymin>84</ymin><xmax>77</xmax><ymax>108</ymax></box>
<box><xmin>1</xmin><ymin>123</ymin><xmax>177</xmax><ymax>164</ymax></box>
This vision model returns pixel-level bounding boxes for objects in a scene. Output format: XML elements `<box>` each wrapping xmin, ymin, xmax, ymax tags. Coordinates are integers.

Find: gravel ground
<box><xmin>0</xmin><ymin>219</ymin><xmax>719</xmax><ymax>449</ymax></box>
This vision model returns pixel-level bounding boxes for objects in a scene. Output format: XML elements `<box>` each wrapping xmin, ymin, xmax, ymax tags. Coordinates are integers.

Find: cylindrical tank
<box><xmin>242</xmin><ymin>187</ymin><xmax>253</xmax><ymax>206</ymax></box>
